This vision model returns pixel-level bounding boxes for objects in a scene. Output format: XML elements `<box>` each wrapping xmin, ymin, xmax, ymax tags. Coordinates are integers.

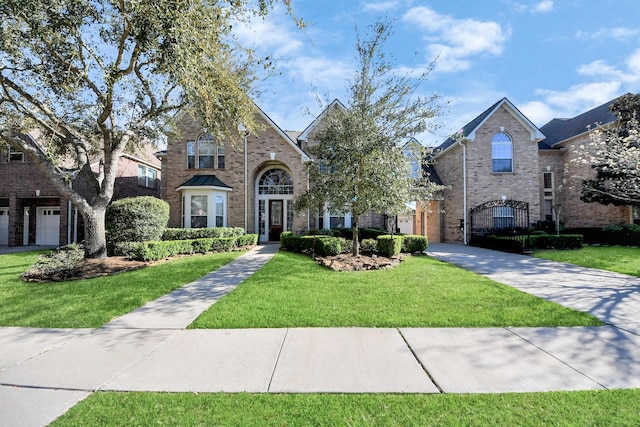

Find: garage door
<box><xmin>0</xmin><ymin>209</ymin><xmax>8</xmax><ymax>246</ymax></box>
<box><xmin>36</xmin><ymin>208</ymin><xmax>60</xmax><ymax>246</ymax></box>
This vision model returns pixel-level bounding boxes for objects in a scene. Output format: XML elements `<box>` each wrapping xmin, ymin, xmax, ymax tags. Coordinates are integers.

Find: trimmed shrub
<box><xmin>131</xmin><ymin>240</ymin><xmax>194</xmax><ymax>261</ymax></box>
<box><xmin>316</xmin><ymin>236</ymin><xmax>342</xmax><ymax>256</ymax></box>
<box><xmin>106</xmin><ymin>197</ymin><xmax>169</xmax><ymax>249</ymax></box>
<box><xmin>237</xmin><ymin>234</ymin><xmax>258</xmax><ymax>247</ymax></box>
<box><xmin>281</xmin><ymin>232</ymin><xmax>342</xmax><ymax>256</ymax></box>
<box><xmin>377</xmin><ymin>235</ymin><xmax>403</xmax><ymax>257</ymax></box>
<box><xmin>192</xmin><ymin>238</ymin><xmax>214</xmax><ymax>253</ymax></box>
<box><xmin>401</xmin><ymin>235</ymin><xmax>428</xmax><ymax>253</ymax></box>
<box><xmin>530</xmin><ymin>234</ymin><xmax>583</xmax><ymax>249</ymax></box>
<box><xmin>360</xmin><ymin>238</ymin><xmax>377</xmax><ymax>253</ymax></box>
<box><xmin>211</xmin><ymin>237</ymin><xmax>235</xmax><ymax>253</ymax></box>
<box><xmin>162</xmin><ymin>227</ymin><xmax>245</xmax><ymax>241</ymax></box>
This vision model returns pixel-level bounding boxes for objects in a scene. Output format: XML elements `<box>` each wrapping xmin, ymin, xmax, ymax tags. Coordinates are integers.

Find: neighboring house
<box><xmin>0</xmin><ymin>137</ymin><xmax>161</xmax><ymax>247</ymax></box>
<box><xmin>417</xmin><ymin>95</ymin><xmax>635</xmax><ymax>244</ymax></box>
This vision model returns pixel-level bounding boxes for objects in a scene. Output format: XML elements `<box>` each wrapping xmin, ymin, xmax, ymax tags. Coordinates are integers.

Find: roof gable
<box><xmin>297</xmin><ymin>99</ymin><xmax>347</xmax><ymax>143</ymax></box>
<box><xmin>435</xmin><ymin>98</ymin><xmax>545</xmax><ymax>156</ymax></box>
<box><xmin>254</xmin><ymin>103</ymin><xmax>310</xmax><ymax>161</ymax></box>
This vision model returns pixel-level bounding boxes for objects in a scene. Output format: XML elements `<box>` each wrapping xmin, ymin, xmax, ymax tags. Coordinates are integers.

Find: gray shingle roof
<box><xmin>177</xmin><ymin>174</ymin><xmax>232</xmax><ymax>189</ymax></box>
<box><xmin>539</xmin><ymin>96</ymin><xmax>622</xmax><ymax>147</ymax></box>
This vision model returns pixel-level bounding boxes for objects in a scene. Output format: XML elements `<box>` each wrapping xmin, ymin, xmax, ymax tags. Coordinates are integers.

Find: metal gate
<box><xmin>469</xmin><ymin>200</ymin><xmax>531</xmax><ymax>253</ymax></box>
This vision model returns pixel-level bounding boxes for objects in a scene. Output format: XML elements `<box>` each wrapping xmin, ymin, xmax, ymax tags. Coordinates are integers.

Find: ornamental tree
<box><xmin>294</xmin><ymin>20</ymin><xmax>445</xmax><ymax>256</ymax></box>
<box><xmin>0</xmin><ymin>0</ymin><xmax>299</xmax><ymax>258</ymax></box>
<box><xmin>579</xmin><ymin>94</ymin><xmax>640</xmax><ymax>206</ymax></box>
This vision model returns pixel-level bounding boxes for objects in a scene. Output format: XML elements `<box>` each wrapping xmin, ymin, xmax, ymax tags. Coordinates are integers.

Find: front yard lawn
<box><xmin>534</xmin><ymin>246</ymin><xmax>640</xmax><ymax>277</ymax></box>
<box><xmin>190</xmin><ymin>251</ymin><xmax>602</xmax><ymax>329</ymax></box>
<box><xmin>0</xmin><ymin>250</ymin><xmax>243</xmax><ymax>328</ymax></box>
<box><xmin>53</xmin><ymin>390</ymin><xmax>640</xmax><ymax>426</ymax></box>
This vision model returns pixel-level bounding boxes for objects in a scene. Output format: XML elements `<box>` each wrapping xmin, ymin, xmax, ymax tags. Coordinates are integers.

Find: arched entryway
<box><xmin>255</xmin><ymin>167</ymin><xmax>294</xmax><ymax>242</ymax></box>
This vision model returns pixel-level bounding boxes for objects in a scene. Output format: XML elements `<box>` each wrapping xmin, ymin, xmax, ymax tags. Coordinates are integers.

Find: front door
<box><xmin>268</xmin><ymin>200</ymin><xmax>283</xmax><ymax>241</ymax></box>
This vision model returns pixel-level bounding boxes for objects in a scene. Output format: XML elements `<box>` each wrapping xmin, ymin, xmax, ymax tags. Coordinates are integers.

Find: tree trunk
<box><xmin>81</xmin><ymin>206</ymin><xmax>107</xmax><ymax>259</ymax></box>
<box><xmin>352</xmin><ymin>215</ymin><xmax>359</xmax><ymax>256</ymax></box>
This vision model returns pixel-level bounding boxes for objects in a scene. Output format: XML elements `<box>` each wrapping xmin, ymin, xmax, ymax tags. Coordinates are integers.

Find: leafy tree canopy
<box><xmin>0</xmin><ymin>0</ymin><xmax>299</xmax><ymax>258</ymax></box>
<box><xmin>294</xmin><ymin>19</ymin><xmax>445</xmax><ymax>255</ymax></box>
<box><xmin>580</xmin><ymin>93</ymin><xmax>640</xmax><ymax>206</ymax></box>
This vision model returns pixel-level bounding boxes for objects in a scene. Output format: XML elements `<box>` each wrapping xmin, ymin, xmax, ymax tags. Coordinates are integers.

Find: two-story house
<box><xmin>0</xmin><ymin>137</ymin><xmax>161</xmax><ymax>247</ymax></box>
<box><xmin>418</xmin><ymin>95</ymin><xmax>635</xmax><ymax>244</ymax></box>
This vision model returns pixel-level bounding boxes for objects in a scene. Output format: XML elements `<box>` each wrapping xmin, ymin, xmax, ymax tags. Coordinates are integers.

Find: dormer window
<box><xmin>491</xmin><ymin>132</ymin><xmax>513</xmax><ymax>173</ymax></box>
<box><xmin>187</xmin><ymin>133</ymin><xmax>225</xmax><ymax>169</ymax></box>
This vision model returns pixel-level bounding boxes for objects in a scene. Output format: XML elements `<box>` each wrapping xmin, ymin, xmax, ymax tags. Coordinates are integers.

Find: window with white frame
<box><xmin>8</xmin><ymin>146</ymin><xmax>23</xmax><ymax>162</ymax></box>
<box><xmin>187</xmin><ymin>133</ymin><xmax>225</xmax><ymax>170</ymax></box>
<box><xmin>491</xmin><ymin>132</ymin><xmax>513</xmax><ymax>173</ymax></box>
<box><xmin>182</xmin><ymin>190</ymin><xmax>228</xmax><ymax>229</ymax></box>
<box><xmin>137</xmin><ymin>165</ymin><xmax>157</xmax><ymax>189</ymax></box>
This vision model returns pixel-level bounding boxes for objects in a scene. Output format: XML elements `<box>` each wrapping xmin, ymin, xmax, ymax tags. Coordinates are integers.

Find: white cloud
<box><xmin>577</xmin><ymin>60</ymin><xmax>621</xmax><ymax>78</ymax></box>
<box><xmin>402</xmin><ymin>7</ymin><xmax>510</xmax><ymax>73</ymax></box>
<box><xmin>233</xmin><ymin>10</ymin><xmax>303</xmax><ymax>58</ymax></box>
<box><xmin>575</xmin><ymin>27</ymin><xmax>640</xmax><ymax>41</ymax></box>
<box><xmin>504</xmin><ymin>0</ymin><xmax>553</xmax><ymax>14</ymax></box>
<box><xmin>525</xmin><ymin>82</ymin><xmax>622</xmax><ymax>125</ymax></box>
<box><xmin>531</xmin><ymin>1</ymin><xmax>554</xmax><ymax>14</ymax></box>
<box><xmin>363</xmin><ymin>1</ymin><xmax>401</xmax><ymax>12</ymax></box>
<box><xmin>627</xmin><ymin>48</ymin><xmax>640</xmax><ymax>75</ymax></box>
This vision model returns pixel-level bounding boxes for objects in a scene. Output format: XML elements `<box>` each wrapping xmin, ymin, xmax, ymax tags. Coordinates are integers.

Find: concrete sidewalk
<box><xmin>3</xmin><ymin>243</ymin><xmax>640</xmax><ymax>426</ymax></box>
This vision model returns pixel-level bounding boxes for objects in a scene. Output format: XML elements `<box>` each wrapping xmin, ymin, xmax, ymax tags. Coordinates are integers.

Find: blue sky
<box><xmin>236</xmin><ymin>0</ymin><xmax>640</xmax><ymax>146</ymax></box>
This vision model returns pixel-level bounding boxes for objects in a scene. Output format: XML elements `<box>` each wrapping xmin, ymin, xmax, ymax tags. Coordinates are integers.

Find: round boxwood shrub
<box><xmin>106</xmin><ymin>196</ymin><xmax>170</xmax><ymax>248</ymax></box>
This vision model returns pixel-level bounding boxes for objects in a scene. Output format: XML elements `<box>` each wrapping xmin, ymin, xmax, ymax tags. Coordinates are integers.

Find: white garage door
<box><xmin>0</xmin><ymin>209</ymin><xmax>8</xmax><ymax>246</ymax></box>
<box><xmin>36</xmin><ymin>208</ymin><xmax>60</xmax><ymax>246</ymax></box>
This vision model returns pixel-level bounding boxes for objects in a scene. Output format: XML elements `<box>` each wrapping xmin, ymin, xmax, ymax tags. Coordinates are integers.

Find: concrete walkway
<box><xmin>2</xmin><ymin>243</ymin><xmax>640</xmax><ymax>426</ymax></box>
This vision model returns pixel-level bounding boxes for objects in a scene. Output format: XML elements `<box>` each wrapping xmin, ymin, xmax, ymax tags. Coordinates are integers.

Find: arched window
<box><xmin>187</xmin><ymin>133</ymin><xmax>225</xmax><ymax>170</ymax></box>
<box><xmin>258</xmin><ymin>169</ymin><xmax>293</xmax><ymax>194</ymax></box>
<box><xmin>492</xmin><ymin>132</ymin><xmax>513</xmax><ymax>173</ymax></box>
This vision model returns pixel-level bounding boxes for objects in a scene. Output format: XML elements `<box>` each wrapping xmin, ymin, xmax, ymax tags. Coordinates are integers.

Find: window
<box><xmin>258</xmin><ymin>169</ymin><xmax>293</xmax><ymax>194</ymax></box>
<box><xmin>215</xmin><ymin>196</ymin><xmax>224</xmax><ymax>227</ymax></box>
<box><xmin>137</xmin><ymin>165</ymin><xmax>157</xmax><ymax>189</ymax></box>
<box><xmin>403</xmin><ymin>146</ymin><xmax>421</xmax><ymax>178</ymax></box>
<box><xmin>190</xmin><ymin>195</ymin><xmax>208</xmax><ymax>228</ymax></box>
<box><xmin>543</xmin><ymin>172</ymin><xmax>554</xmax><ymax>221</ymax></box>
<box><xmin>9</xmin><ymin>146</ymin><xmax>23</xmax><ymax>162</ymax></box>
<box><xmin>493</xmin><ymin>206</ymin><xmax>514</xmax><ymax>228</ymax></box>
<box><xmin>492</xmin><ymin>133</ymin><xmax>513</xmax><ymax>173</ymax></box>
<box><xmin>187</xmin><ymin>133</ymin><xmax>225</xmax><ymax>169</ymax></box>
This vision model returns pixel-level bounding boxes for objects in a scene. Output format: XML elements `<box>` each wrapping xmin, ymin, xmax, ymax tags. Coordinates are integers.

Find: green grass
<box><xmin>0</xmin><ymin>250</ymin><xmax>243</xmax><ymax>328</ymax></box>
<box><xmin>53</xmin><ymin>390</ymin><xmax>640</xmax><ymax>426</ymax></box>
<box><xmin>190</xmin><ymin>251</ymin><xmax>601</xmax><ymax>329</ymax></box>
<box><xmin>534</xmin><ymin>246</ymin><xmax>640</xmax><ymax>277</ymax></box>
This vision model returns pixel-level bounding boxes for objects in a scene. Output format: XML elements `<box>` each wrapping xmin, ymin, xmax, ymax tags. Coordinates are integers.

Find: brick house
<box><xmin>0</xmin><ymin>137</ymin><xmax>161</xmax><ymax>247</ymax></box>
<box><xmin>161</xmin><ymin>100</ymin><xmax>394</xmax><ymax>242</ymax></box>
<box><xmin>417</xmin><ymin>96</ymin><xmax>636</xmax><ymax>244</ymax></box>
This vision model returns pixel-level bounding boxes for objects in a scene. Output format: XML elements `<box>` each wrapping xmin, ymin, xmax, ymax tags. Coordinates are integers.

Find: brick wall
<box><xmin>162</xmin><ymin>112</ymin><xmax>308</xmax><ymax>234</ymax></box>
<box><xmin>435</xmin><ymin>104</ymin><xmax>541</xmax><ymax>242</ymax></box>
<box><xmin>558</xmin><ymin>135</ymin><xmax>630</xmax><ymax>228</ymax></box>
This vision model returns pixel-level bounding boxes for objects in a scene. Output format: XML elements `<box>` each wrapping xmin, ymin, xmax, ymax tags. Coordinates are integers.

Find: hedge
<box><xmin>162</xmin><ymin>227</ymin><xmax>245</xmax><ymax>241</ymax></box>
<box><xmin>401</xmin><ymin>235</ymin><xmax>428</xmax><ymax>253</ymax></box>
<box><xmin>563</xmin><ymin>224</ymin><xmax>640</xmax><ymax>246</ymax></box>
<box><xmin>128</xmin><ymin>234</ymin><xmax>258</xmax><ymax>261</ymax></box>
<box><xmin>530</xmin><ymin>234</ymin><xmax>583</xmax><ymax>250</ymax></box>
<box><xmin>377</xmin><ymin>235</ymin><xmax>403</xmax><ymax>257</ymax></box>
<box><xmin>280</xmin><ymin>232</ymin><xmax>342</xmax><ymax>256</ymax></box>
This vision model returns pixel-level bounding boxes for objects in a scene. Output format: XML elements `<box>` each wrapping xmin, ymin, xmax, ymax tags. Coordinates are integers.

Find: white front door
<box><xmin>36</xmin><ymin>208</ymin><xmax>60</xmax><ymax>246</ymax></box>
<box><xmin>0</xmin><ymin>208</ymin><xmax>8</xmax><ymax>246</ymax></box>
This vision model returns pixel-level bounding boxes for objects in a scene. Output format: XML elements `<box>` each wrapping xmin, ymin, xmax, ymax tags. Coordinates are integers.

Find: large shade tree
<box><xmin>0</xmin><ymin>0</ymin><xmax>299</xmax><ymax>258</ymax></box>
<box><xmin>580</xmin><ymin>93</ymin><xmax>640</xmax><ymax>206</ymax></box>
<box><xmin>294</xmin><ymin>20</ymin><xmax>445</xmax><ymax>256</ymax></box>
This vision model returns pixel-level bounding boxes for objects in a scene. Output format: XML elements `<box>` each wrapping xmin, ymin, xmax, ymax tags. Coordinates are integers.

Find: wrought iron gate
<box><xmin>469</xmin><ymin>200</ymin><xmax>531</xmax><ymax>253</ymax></box>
